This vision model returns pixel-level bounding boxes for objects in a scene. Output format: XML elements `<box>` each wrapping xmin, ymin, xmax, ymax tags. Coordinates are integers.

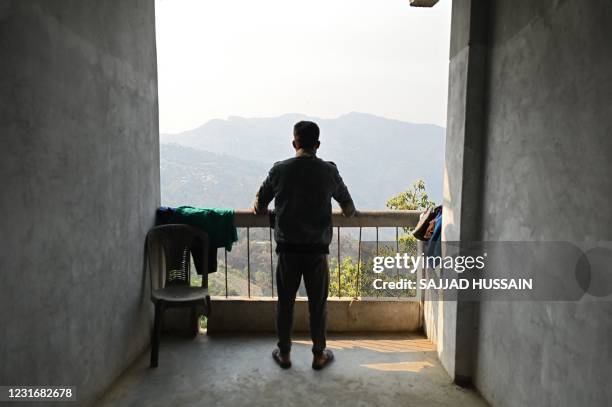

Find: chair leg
<box><xmin>190</xmin><ymin>305</ymin><xmax>198</xmax><ymax>337</ymax></box>
<box><xmin>151</xmin><ymin>301</ymin><xmax>164</xmax><ymax>368</ymax></box>
<box><xmin>205</xmin><ymin>295</ymin><xmax>212</xmax><ymax>317</ymax></box>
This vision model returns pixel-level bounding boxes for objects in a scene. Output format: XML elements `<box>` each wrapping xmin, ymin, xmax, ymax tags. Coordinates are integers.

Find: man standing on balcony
<box><xmin>254</xmin><ymin>120</ymin><xmax>356</xmax><ymax>370</ymax></box>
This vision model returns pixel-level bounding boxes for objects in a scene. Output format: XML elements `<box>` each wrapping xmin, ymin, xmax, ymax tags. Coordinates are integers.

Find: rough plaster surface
<box><xmin>206</xmin><ymin>298</ymin><xmax>422</xmax><ymax>333</ymax></box>
<box><xmin>0</xmin><ymin>1</ymin><xmax>159</xmax><ymax>405</ymax></box>
<box><xmin>99</xmin><ymin>334</ymin><xmax>488</xmax><ymax>407</ymax></box>
<box><xmin>472</xmin><ymin>0</ymin><xmax>612</xmax><ymax>405</ymax></box>
<box><xmin>438</xmin><ymin>0</ymin><xmax>612</xmax><ymax>404</ymax></box>
<box><xmin>432</xmin><ymin>0</ymin><xmax>487</xmax><ymax>381</ymax></box>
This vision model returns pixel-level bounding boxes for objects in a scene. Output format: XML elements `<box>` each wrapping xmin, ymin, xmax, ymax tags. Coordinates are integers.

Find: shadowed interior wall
<box><xmin>473</xmin><ymin>0</ymin><xmax>612</xmax><ymax>405</ymax></box>
<box><xmin>428</xmin><ymin>0</ymin><xmax>488</xmax><ymax>382</ymax></box>
<box><xmin>437</xmin><ymin>0</ymin><xmax>612</xmax><ymax>404</ymax></box>
<box><xmin>0</xmin><ymin>1</ymin><xmax>159</xmax><ymax>404</ymax></box>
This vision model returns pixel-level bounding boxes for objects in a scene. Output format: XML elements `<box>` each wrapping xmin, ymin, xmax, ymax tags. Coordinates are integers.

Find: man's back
<box><xmin>254</xmin><ymin>152</ymin><xmax>354</xmax><ymax>253</ymax></box>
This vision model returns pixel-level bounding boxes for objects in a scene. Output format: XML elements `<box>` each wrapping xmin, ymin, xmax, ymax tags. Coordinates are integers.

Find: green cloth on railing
<box><xmin>168</xmin><ymin>206</ymin><xmax>238</xmax><ymax>251</ymax></box>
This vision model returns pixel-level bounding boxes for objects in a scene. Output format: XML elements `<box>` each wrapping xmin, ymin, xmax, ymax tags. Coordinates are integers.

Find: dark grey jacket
<box><xmin>254</xmin><ymin>153</ymin><xmax>355</xmax><ymax>253</ymax></box>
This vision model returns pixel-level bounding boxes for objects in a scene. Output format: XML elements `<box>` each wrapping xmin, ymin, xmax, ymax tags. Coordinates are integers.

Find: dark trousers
<box><xmin>276</xmin><ymin>252</ymin><xmax>329</xmax><ymax>356</ymax></box>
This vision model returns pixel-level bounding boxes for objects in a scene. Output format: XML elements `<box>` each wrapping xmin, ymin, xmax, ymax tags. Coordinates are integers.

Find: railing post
<box><xmin>269</xmin><ymin>227</ymin><xmax>274</xmax><ymax>298</ymax></box>
<box><xmin>247</xmin><ymin>227</ymin><xmax>251</xmax><ymax>298</ymax></box>
<box><xmin>416</xmin><ymin>240</ymin><xmax>424</xmax><ymax>301</ymax></box>
<box><xmin>224</xmin><ymin>248</ymin><xmax>228</xmax><ymax>298</ymax></box>
<box><xmin>376</xmin><ymin>227</ymin><xmax>379</xmax><ymax>255</ymax></box>
<box><xmin>396</xmin><ymin>227</ymin><xmax>400</xmax><ymax>298</ymax></box>
<box><xmin>357</xmin><ymin>227</ymin><xmax>362</xmax><ymax>298</ymax></box>
<box><xmin>375</xmin><ymin>227</ymin><xmax>380</xmax><ymax>298</ymax></box>
<box><xmin>337</xmin><ymin>226</ymin><xmax>341</xmax><ymax>298</ymax></box>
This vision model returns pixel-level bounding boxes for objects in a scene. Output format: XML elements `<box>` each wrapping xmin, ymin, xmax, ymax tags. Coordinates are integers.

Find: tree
<box><xmin>386</xmin><ymin>179</ymin><xmax>437</xmax><ymax>255</ymax></box>
<box><xmin>386</xmin><ymin>179</ymin><xmax>436</xmax><ymax>212</ymax></box>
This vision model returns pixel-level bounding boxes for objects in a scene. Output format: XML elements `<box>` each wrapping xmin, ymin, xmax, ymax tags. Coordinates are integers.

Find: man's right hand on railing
<box><xmin>340</xmin><ymin>201</ymin><xmax>356</xmax><ymax>218</ymax></box>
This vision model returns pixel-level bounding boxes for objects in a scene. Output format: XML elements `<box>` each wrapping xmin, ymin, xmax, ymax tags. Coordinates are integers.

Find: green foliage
<box><xmin>199</xmin><ymin>316</ymin><xmax>207</xmax><ymax>331</ymax></box>
<box><xmin>329</xmin><ymin>257</ymin><xmax>366</xmax><ymax>298</ymax></box>
<box><xmin>329</xmin><ymin>254</ymin><xmax>417</xmax><ymax>299</ymax></box>
<box><xmin>386</xmin><ymin>179</ymin><xmax>437</xmax><ymax>249</ymax></box>
<box><xmin>386</xmin><ymin>179</ymin><xmax>436</xmax><ymax>211</ymax></box>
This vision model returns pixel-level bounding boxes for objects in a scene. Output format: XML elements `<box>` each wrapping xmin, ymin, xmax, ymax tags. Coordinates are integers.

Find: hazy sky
<box><xmin>155</xmin><ymin>0</ymin><xmax>452</xmax><ymax>134</ymax></box>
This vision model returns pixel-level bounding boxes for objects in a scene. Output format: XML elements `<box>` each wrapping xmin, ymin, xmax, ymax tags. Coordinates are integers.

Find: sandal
<box><xmin>272</xmin><ymin>348</ymin><xmax>292</xmax><ymax>369</ymax></box>
<box><xmin>312</xmin><ymin>349</ymin><xmax>334</xmax><ymax>370</ymax></box>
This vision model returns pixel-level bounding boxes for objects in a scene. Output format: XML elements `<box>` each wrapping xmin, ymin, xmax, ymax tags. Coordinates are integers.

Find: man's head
<box><xmin>293</xmin><ymin>121</ymin><xmax>320</xmax><ymax>152</ymax></box>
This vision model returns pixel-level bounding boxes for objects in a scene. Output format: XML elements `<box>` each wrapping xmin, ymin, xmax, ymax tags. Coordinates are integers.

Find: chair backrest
<box><xmin>146</xmin><ymin>224</ymin><xmax>210</xmax><ymax>290</ymax></box>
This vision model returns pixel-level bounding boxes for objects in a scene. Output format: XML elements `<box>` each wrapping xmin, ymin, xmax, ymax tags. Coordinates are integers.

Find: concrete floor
<box><xmin>98</xmin><ymin>333</ymin><xmax>488</xmax><ymax>407</ymax></box>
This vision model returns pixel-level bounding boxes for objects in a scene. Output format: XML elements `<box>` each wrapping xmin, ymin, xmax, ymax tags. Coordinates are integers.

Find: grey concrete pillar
<box><xmin>437</xmin><ymin>0</ymin><xmax>489</xmax><ymax>385</ymax></box>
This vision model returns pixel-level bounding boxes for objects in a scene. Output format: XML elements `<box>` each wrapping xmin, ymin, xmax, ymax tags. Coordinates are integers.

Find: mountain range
<box><xmin>161</xmin><ymin>112</ymin><xmax>445</xmax><ymax>209</ymax></box>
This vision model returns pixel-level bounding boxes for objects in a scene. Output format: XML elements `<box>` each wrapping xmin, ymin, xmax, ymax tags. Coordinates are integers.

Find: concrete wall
<box><xmin>206</xmin><ymin>298</ymin><xmax>423</xmax><ymax>334</ymax></box>
<box><xmin>427</xmin><ymin>0</ymin><xmax>488</xmax><ymax>383</ymax></box>
<box><xmin>0</xmin><ymin>1</ymin><xmax>159</xmax><ymax>405</ymax></box>
<box><xmin>474</xmin><ymin>1</ymin><xmax>612</xmax><ymax>405</ymax></box>
<box><xmin>440</xmin><ymin>0</ymin><xmax>612</xmax><ymax>405</ymax></box>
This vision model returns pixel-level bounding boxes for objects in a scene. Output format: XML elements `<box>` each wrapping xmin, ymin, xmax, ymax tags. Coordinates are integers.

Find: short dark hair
<box><xmin>293</xmin><ymin>121</ymin><xmax>320</xmax><ymax>149</ymax></box>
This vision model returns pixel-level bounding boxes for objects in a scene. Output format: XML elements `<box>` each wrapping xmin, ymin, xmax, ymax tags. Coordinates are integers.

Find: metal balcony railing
<box><xmin>220</xmin><ymin>209</ymin><xmax>420</xmax><ymax>299</ymax></box>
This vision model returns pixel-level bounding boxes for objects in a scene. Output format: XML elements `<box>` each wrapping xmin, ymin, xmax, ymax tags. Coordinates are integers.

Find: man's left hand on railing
<box><xmin>252</xmin><ymin>203</ymin><xmax>267</xmax><ymax>215</ymax></box>
<box><xmin>340</xmin><ymin>200</ymin><xmax>356</xmax><ymax>217</ymax></box>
